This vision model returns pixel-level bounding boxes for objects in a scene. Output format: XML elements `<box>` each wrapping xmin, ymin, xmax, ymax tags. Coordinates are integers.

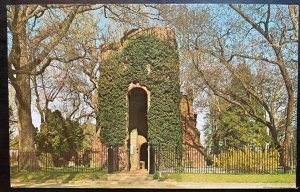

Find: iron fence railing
<box><xmin>152</xmin><ymin>144</ymin><xmax>296</xmax><ymax>174</ymax></box>
<box><xmin>10</xmin><ymin>146</ymin><xmax>109</xmax><ymax>173</ymax></box>
<box><xmin>10</xmin><ymin>144</ymin><xmax>296</xmax><ymax>174</ymax></box>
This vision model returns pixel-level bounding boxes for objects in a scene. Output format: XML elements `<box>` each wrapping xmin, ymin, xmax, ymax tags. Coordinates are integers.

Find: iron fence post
<box><xmin>108</xmin><ymin>145</ymin><xmax>113</xmax><ymax>173</ymax></box>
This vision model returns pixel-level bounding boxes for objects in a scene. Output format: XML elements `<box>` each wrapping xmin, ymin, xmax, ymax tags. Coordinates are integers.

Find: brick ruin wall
<box><xmin>180</xmin><ymin>95</ymin><xmax>205</xmax><ymax>167</ymax></box>
<box><xmin>91</xmin><ymin>27</ymin><xmax>204</xmax><ymax>170</ymax></box>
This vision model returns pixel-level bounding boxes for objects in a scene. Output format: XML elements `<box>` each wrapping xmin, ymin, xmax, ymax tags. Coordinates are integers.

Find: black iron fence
<box><xmin>152</xmin><ymin>144</ymin><xmax>296</xmax><ymax>174</ymax></box>
<box><xmin>10</xmin><ymin>146</ymin><xmax>109</xmax><ymax>173</ymax></box>
<box><xmin>10</xmin><ymin>144</ymin><xmax>296</xmax><ymax>174</ymax></box>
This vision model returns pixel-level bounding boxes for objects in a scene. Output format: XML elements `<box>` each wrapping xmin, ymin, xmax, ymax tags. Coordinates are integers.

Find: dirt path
<box><xmin>11</xmin><ymin>170</ymin><xmax>296</xmax><ymax>189</ymax></box>
<box><xmin>11</xmin><ymin>180</ymin><xmax>296</xmax><ymax>189</ymax></box>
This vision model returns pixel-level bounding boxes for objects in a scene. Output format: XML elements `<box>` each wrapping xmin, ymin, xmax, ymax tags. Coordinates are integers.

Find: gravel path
<box><xmin>11</xmin><ymin>180</ymin><xmax>296</xmax><ymax>189</ymax></box>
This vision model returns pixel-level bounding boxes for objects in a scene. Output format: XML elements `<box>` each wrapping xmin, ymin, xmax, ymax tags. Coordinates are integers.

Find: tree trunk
<box><xmin>268</xmin><ymin>124</ymin><xmax>291</xmax><ymax>173</ymax></box>
<box><xmin>10</xmin><ymin>8</ymin><xmax>39</xmax><ymax>170</ymax></box>
<box><xmin>15</xmin><ymin>73</ymin><xmax>39</xmax><ymax>171</ymax></box>
<box><xmin>52</xmin><ymin>154</ymin><xmax>61</xmax><ymax>167</ymax></box>
<box><xmin>278</xmin><ymin>146</ymin><xmax>291</xmax><ymax>173</ymax></box>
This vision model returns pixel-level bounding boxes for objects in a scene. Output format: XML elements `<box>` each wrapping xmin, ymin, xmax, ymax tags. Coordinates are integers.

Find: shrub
<box><xmin>213</xmin><ymin>147</ymin><xmax>280</xmax><ymax>174</ymax></box>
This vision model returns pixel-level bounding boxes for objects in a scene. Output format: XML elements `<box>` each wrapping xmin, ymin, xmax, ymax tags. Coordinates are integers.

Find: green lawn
<box><xmin>164</xmin><ymin>173</ymin><xmax>296</xmax><ymax>183</ymax></box>
<box><xmin>11</xmin><ymin>171</ymin><xmax>108</xmax><ymax>183</ymax></box>
<box><xmin>10</xmin><ymin>165</ymin><xmax>106</xmax><ymax>173</ymax></box>
<box><xmin>11</xmin><ymin>171</ymin><xmax>296</xmax><ymax>184</ymax></box>
<box><xmin>40</xmin><ymin>166</ymin><xmax>104</xmax><ymax>172</ymax></box>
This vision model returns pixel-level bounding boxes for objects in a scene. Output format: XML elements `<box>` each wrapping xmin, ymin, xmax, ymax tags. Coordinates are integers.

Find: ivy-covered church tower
<box><xmin>97</xmin><ymin>27</ymin><xmax>201</xmax><ymax>171</ymax></box>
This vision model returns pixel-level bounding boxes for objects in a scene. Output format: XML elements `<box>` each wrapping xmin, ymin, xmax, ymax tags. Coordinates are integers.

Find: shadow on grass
<box><xmin>62</xmin><ymin>173</ymin><xmax>76</xmax><ymax>183</ymax></box>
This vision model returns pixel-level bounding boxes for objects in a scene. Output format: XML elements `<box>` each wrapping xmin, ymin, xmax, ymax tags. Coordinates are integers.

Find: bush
<box><xmin>213</xmin><ymin>147</ymin><xmax>280</xmax><ymax>174</ymax></box>
<box><xmin>36</xmin><ymin>109</ymin><xmax>84</xmax><ymax>162</ymax></box>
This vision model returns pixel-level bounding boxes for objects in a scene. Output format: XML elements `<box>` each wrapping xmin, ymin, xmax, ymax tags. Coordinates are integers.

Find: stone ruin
<box><xmin>91</xmin><ymin>27</ymin><xmax>204</xmax><ymax>171</ymax></box>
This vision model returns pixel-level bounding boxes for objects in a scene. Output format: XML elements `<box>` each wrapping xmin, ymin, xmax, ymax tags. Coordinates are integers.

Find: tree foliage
<box><xmin>204</xmin><ymin>100</ymin><xmax>270</xmax><ymax>153</ymax></box>
<box><xmin>82</xmin><ymin>123</ymin><xmax>96</xmax><ymax>150</ymax></box>
<box><xmin>35</xmin><ymin>109</ymin><xmax>84</xmax><ymax>155</ymax></box>
<box><xmin>213</xmin><ymin>147</ymin><xmax>281</xmax><ymax>174</ymax></box>
<box><xmin>204</xmin><ymin>63</ymin><xmax>271</xmax><ymax>153</ymax></box>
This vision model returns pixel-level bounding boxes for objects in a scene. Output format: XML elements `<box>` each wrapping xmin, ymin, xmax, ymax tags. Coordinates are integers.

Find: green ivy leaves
<box><xmin>98</xmin><ymin>35</ymin><xmax>182</xmax><ymax>148</ymax></box>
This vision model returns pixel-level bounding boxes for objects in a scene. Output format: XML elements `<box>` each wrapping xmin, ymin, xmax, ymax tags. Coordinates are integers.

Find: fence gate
<box><xmin>107</xmin><ymin>146</ymin><xmax>120</xmax><ymax>173</ymax></box>
<box><xmin>149</xmin><ymin>144</ymin><xmax>156</xmax><ymax>174</ymax></box>
<box><xmin>107</xmin><ymin>146</ymin><xmax>114</xmax><ymax>173</ymax></box>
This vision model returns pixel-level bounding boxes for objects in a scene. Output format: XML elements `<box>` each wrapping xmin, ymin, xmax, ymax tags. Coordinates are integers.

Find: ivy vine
<box><xmin>98</xmin><ymin>35</ymin><xmax>182</xmax><ymax>148</ymax></box>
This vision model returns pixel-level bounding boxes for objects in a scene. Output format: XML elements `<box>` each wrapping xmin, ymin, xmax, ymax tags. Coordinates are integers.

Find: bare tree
<box><xmin>62</xmin><ymin>13</ymin><xmax>102</xmax><ymax>123</ymax></box>
<box><xmin>159</xmin><ymin>4</ymin><xmax>297</xmax><ymax>172</ymax></box>
<box><xmin>32</xmin><ymin>65</ymin><xmax>68</xmax><ymax>123</ymax></box>
<box><xmin>8</xmin><ymin>4</ymin><xmax>160</xmax><ymax>170</ymax></box>
<box><xmin>227</xmin><ymin>4</ymin><xmax>297</xmax><ymax>172</ymax></box>
<box><xmin>8</xmin><ymin>5</ymin><xmax>87</xmax><ymax>170</ymax></box>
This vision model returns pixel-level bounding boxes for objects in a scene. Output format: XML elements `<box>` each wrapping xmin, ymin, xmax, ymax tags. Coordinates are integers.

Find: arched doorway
<box><xmin>128</xmin><ymin>87</ymin><xmax>149</xmax><ymax>171</ymax></box>
<box><xmin>140</xmin><ymin>143</ymin><xmax>148</xmax><ymax>169</ymax></box>
<box><xmin>128</xmin><ymin>87</ymin><xmax>148</xmax><ymax>138</ymax></box>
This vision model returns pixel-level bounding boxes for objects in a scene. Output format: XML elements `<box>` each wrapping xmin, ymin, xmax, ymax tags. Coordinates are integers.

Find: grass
<box><xmin>11</xmin><ymin>171</ymin><xmax>108</xmax><ymax>183</ymax></box>
<box><xmin>40</xmin><ymin>166</ymin><xmax>104</xmax><ymax>172</ymax></box>
<box><xmin>10</xmin><ymin>165</ymin><xmax>105</xmax><ymax>173</ymax></box>
<box><xmin>164</xmin><ymin>173</ymin><xmax>296</xmax><ymax>183</ymax></box>
<box><xmin>11</xmin><ymin>169</ymin><xmax>296</xmax><ymax>184</ymax></box>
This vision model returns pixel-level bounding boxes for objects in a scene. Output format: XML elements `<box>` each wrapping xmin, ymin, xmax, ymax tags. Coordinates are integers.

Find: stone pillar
<box><xmin>130</xmin><ymin>129</ymin><xmax>138</xmax><ymax>170</ymax></box>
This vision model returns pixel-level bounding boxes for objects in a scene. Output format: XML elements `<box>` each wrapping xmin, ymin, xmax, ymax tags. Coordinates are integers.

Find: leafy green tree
<box><xmin>35</xmin><ymin>109</ymin><xmax>84</xmax><ymax>166</ymax></box>
<box><xmin>82</xmin><ymin>123</ymin><xmax>96</xmax><ymax>150</ymax></box>
<box><xmin>205</xmin><ymin>100</ymin><xmax>270</xmax><ymax>154</ymax></box>
<box><xmin>204</xmin><ymin>64</ymin><xmax>271</xmax><ymax>153</ymax></box>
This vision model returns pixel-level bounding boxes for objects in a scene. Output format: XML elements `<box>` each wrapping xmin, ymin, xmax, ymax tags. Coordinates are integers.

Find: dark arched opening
<box><xmin>128</xmin><ymin>87</ymin><xmax>149</xmax><ymax>171</ymax></box>
<box><xmin>140</xmin><ymin>143</ymin><xmax>148</xmax><ymax>169</ymax></box>
<box><xmin>128</xmin><ymin>88</ymin><xmax>148</xmax><ymax>138</ymax></box>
